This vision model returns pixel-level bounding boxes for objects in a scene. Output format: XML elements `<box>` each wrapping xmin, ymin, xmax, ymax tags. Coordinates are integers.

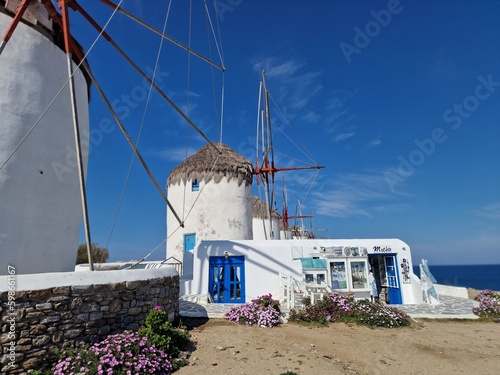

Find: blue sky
<box><xmin>69</xmin><ymin>0</ymin><xmax>500</xmax><ymax>265</ymax></box>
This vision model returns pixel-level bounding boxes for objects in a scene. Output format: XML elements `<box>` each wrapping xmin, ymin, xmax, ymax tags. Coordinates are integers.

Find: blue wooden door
<box><xmin>384</xmin><ymin>256</ymin><xmax>402</xmax><ymax>304</ymax></box>
<box><xmin>209</xmin><ymin>256</ymin><xmax>245</xmax><ymax>303</ymax></box>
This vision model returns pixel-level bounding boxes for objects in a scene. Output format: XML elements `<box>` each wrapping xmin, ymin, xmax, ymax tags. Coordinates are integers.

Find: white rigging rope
<box><xmin>181</xmin><ymin>0</ymin><xmax>194</xmax><ymax>222</ymax></box>
<box><xmin>211</xmin><ymin>0</ymin><xmax>226</xmax><ymax>144</ymax></box>
<box><xmin>104</xmin><ymin>0</ymin><xmax>173</xmax><ymax>251</ymax></box>
<box><xmin>0</xmin><ymin>0</ymin><xmax>124</xmax><ymax>172</ymax></box>
<box><xmin>130</xmin><ymin>151</ymin><xmax>225</xmax><ymax>267</ymax></box>
<box><xmin>268</xmin><ymin>93</ymin><xmax>320</xmax><ymax>165</ymax></box>
<box><xmin>204</xmin><ymin>0</ymin><xmax>225</xmax><ymax>67</ymax></box>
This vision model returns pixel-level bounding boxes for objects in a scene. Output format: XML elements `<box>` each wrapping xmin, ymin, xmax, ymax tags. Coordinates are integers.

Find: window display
<box><xmin>330</xmin><ymin>261</ymin><xmax>347</xmax><ymax>289</ymax></box>
<box><xmin>350</xmin><ymin>261</ymin><xmax>368</xmax><ymax>289</ymax></box>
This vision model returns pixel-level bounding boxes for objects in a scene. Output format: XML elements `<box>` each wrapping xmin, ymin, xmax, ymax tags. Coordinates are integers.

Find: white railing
<box><xmin>304</xmin><ymin>283</ymin><xmax>332</xmax><ymax>305</ymax></box>
<box><xmin>145</xmin><ymin>257</ymin><xmax>183</xmax><ymax>276</ymax></box>
<box><xmin>279</xmin><ymin>272</ymin><xmax>302</xmax><ymax>310</ymax></box>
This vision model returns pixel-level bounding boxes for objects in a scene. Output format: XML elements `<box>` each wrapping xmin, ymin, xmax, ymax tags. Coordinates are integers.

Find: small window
<box><xmin>184</xmin><ymin>233</ymin><xmax>196</xmax><ymax>252</ymax></box>
<box><xmin>305</xmin><ymin>274</ymin><xmax>314</xmax><ymax>283</ymax></box>
<box><xmin>192</xmin><ymin>179</ymin><xmax>199</xmax><ymax>191</ymax></box>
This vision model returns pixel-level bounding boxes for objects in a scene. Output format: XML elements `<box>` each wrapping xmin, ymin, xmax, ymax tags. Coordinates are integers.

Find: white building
<box><xmin>0</xmin><ymin>3</ymin><xmax>90</xmax><ymax>275</ymax></box>
<box><xmin>166</xmin><ymin>143</ymin><xmax>254</xmax><ymax>264</ymax></box>
<box><xmin>181</xmin><ymin>238</ymin><xmax>424</xmax><ymax>306</ymax></box>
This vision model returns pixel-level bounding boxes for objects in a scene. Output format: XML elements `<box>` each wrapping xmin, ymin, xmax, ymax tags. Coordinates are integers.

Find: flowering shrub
<box><xmin>473</xmin><ymin>290</ymin><xmax>500</xmax><ymax>321</ymax></box>
<box><xmin>138</xmin><ymin>306</ymin><xmax>190</xmax><ymax>369</ymax></box>
<box><xmin>289</xmin><ymin>294</ymin><xmax>355</xmax><ymax>324</ymax></box>
<box><xmin>289</xmin><ymin>294</ymin><xmax>410</xmax><ymax>328</ymax></box>
<box><xmin>54</xmin><ymin>331</ymin><xmax>173</xmax><ymax>374</ymax></box>
<box><xmin>254</xmin><ymin>293</ymin><xmax>281</xmax><ymax>313</ymax></box>
<box><xmin>53</xmin><ymin>307</ymin><xmax>190</xmax><ymax>374</ymax></box>
<box><xmin>225</xmin><ymin>294</ymin><xmax>282</xmax><ymax>327</ymax></box>
<box><xmin>352</xmin><ymin>299</ymin><xmax>410</xmax><ymax>328</ymax></box>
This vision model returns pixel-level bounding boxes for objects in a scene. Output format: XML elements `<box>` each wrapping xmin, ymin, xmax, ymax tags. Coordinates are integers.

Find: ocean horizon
<box><xmin>413</xmin><ymin>264</ymin><xmax>500</xmax><ymax>292</ymax></box>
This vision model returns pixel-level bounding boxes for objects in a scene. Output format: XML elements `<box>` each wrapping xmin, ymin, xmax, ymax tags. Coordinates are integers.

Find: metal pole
<box><xmin>59</xmin><ymin>0</ymin><xmax>94</xmax><ymax>270</ymax></box>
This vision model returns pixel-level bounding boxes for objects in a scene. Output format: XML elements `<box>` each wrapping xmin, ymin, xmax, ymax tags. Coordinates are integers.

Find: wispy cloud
<box><xmin>153</xmin><ymin>146</ymin><xmax>198</xmax><ymax>162</ymax></box>
<box><xmin>471</xmin><ymin>202</ymin><xmax>500</xmax><ymax>220</ymax></box>
<box><xmin>252</xmin><ymin>57</ymin><xmax>322</xmax><ymax>110</ymax></box>
<box><xmin>326</xmin><ymin>89</ymin><xmax>358</xmax><ymax>110</ymax></box>
<box><xmin>367</xmin><ymin>138</ymin><xmax>382</xmax><ymax>147</ymax></box>
<box><xmin>334</xmin><ymin>132</ymin><xmax>355</xmax><ymax>142</ymax></box>
<box><xmin>312</xmin><ymin>172</ymin><xmax>408</xmax><ymax>218</ymax></box>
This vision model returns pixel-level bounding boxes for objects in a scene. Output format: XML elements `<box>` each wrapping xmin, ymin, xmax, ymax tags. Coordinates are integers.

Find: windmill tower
<box><xmin>0</xmin><ymin>1</ymin><xmax>90</xmax><ymax>275</ymax></box>
<box><xmin>166</xmin><ymin>143</ymin><xmax>253</xmax><ymax>263</ymax></box>
<box><xmin>251</xmin><ymin>196</ymin><xmax>281</xmax><ymax>240</ymax></box>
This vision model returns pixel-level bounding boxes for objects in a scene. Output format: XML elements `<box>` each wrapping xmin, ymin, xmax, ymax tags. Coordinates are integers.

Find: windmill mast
<box><xmin>253</xmin><ymin>70</ymin><xmax>324</xmax><ymax>239</ymax></box>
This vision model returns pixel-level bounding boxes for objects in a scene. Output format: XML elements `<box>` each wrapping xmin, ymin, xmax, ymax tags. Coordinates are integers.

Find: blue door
<box><xmin>384</xmin><ymin>256</ymin><xmax>402</xmax><ymax>304</ymax></box>
<box><xmin>209</xmin><ymin>256</ymin><xmax>245</xmax><ymax>303</ymax></box>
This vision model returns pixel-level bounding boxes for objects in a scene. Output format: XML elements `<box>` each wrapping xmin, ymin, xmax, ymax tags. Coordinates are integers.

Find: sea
<box><xmin>412</xmin><ymin>264</ymin><xmax>500</xmax><ymax>292</ymax></box>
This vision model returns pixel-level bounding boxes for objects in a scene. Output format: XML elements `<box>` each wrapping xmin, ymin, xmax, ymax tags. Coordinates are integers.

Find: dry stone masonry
<box><xmin>0</xmin><ymin>268</ymin><xmax>179</xmax><ymax>374</ymax></box>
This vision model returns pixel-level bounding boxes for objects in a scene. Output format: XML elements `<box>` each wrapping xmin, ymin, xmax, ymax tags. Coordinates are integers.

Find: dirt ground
<box><xmin>175</xmin><ymin>317</ymin><xmax>500</xmax><ymax>375</ymax></box>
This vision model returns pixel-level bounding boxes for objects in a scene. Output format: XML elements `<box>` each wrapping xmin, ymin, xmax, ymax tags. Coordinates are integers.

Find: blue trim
<box><xmin>183</xmin><ymin>233</ymin><xmax>196</xmax><ymax>252</ymax></box>
<box><xmin>192</xmin><ymin>179</ymin><xmax>199</xmax><ymax>191</ymax></box>
<box><xmin>385</xmin><ymin>255</ymin><xmax>402</xmax><ymax>304</ymax></box>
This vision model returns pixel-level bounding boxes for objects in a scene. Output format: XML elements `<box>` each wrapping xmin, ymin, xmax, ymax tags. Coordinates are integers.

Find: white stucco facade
<box><xmin>181</xmin><ymin>238</ymin><xmax>424</xmax><ymax>305</ymax></box>
<box><xmin>0</xmin><ymin>12</ymin><xmax>90</xmax><ymax>275</ymax></box>
<box><xmin>166</xmin><ymin>178</ymin><xmax>253</xmax><ymax>262</ymax></box>
<box><xmin>252</xmin><ymin>216</ymin><xmax>281</xmax><ymax>240</ymax></box>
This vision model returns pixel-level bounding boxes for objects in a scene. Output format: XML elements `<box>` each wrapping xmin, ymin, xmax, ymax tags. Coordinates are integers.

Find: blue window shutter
<box><xmin>184</xmin><ymin>233</ymin><xmax>196</xmax><ymax>252</ymax></box>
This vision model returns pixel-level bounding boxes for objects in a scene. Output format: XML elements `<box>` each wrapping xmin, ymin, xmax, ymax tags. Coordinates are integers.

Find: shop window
<box><xmin>330</xmin><ymin>261</ymin><xmax>347</xmax><ymax>289</ymax></box>
<box><xmin>350</xmin><ymin>261</ymin><xmax>368</xmax><ymax>289</ymax></box>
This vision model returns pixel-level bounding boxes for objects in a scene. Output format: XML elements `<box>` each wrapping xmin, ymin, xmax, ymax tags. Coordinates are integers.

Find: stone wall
<box><xmin>0</xmin><ymin>268</ymin><xmax>179</xmax><ymax>374</ymax></box>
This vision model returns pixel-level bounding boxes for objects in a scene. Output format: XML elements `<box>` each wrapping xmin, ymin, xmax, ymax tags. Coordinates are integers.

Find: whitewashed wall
<box><xmin>0</xmin><ymin>13</ymin><xmax>89</xmax><ymax>275</ymax></box>
<box><xmin>252</xmin><ymin>216</ymin><xmax>281</xmax><ymax>240</ymax></box>
<box><xmin>166</xmin><ymin>178</ymin><xmax>253</xmax><ymax>262</ymax></box>
<box><xmin>182</xmin><ymin>238</ymin><xmax>423</xmax><ymax>304</ymax></box>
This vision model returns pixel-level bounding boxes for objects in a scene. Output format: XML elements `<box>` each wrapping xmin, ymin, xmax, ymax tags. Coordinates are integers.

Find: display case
<box><xmin>350</xmin><ymin>260</ymin><xmax>368</xmax><ymax>289</ymax></box>
<box><xmin>378</xmin><ymin>256</ymin><xmax>399</xmax><ymax>288</ymax></box>
<box><xmin>329</xmin><ymin>261</ymin><xmax>348</xmax><ymax>290</ymax></box>
<box><xmin>329</xmin><ymin>258</ymin><xmax>369</xmax><ymax>292</ymax></box>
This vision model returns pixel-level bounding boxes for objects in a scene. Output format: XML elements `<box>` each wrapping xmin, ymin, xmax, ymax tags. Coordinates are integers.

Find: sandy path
<box><xmin>175</xmin><ymin>318</ymin><xmax>500</xmax><ymax>375</ymax></box>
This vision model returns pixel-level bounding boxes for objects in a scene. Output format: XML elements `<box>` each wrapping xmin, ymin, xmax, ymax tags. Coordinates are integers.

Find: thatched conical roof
<box><xmin>167</xmin><ymin>143</ymin><xmax>253</xmax><ymax>187</ymax></box>
<box><xmin>252</xmin><ymin>196</ymin><xmax>280</xmax><ymax>219</ymax></box>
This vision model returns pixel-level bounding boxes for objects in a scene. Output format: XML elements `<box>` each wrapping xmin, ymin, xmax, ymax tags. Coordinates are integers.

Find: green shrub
<box><xmin>138</xmin><ymin>306</ymin><xmax>190</xmax><ymax>369</ymax></box>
